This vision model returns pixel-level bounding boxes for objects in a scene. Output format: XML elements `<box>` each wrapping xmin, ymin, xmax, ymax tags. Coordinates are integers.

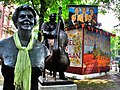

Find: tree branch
<box><xmin>31</xmin><ymin>0</ymin><xmax>40</xmax><ymax>16</ymax></box>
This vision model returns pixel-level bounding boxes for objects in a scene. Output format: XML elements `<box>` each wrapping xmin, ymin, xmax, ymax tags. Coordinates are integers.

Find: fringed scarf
<box><xmin>13</xmin><ymin>32</ymin><xmax>34</xmax><ymax>90</ymax></box>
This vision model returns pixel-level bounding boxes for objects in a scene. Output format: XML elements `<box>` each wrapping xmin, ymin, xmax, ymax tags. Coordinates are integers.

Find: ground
<box><xmin>74</xmin><ymin>67</ymin><xmax>120</xmax><ymax>90</ymax></box>
<box><xmin>75</xmin><ymin>73</ymin><xmax>120</xmax><ymax>90</ymax></box>
<box><xmin>0</xmin><ymin>65</ymin><xmax>120</xmax><ymax>90</ymax></box>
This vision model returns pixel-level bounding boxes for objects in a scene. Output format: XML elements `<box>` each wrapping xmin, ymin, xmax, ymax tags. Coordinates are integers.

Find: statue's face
<box><xmin>50</xmin><ymin>16</ymin><xmax>56</xmax><ymax>22</ymax></box>
<box><xmin>17</xmin><ymin>10</ymin><xmax>35</xmax><ymax>31</ymax></box>
<box><xmin>49</xmin><ymin>14</ymin><xmax>56</xmax><ymax>22</ymax></box>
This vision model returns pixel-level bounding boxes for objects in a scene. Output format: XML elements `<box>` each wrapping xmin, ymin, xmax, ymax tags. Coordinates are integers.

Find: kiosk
<box><xmin>65</xmin><ymin>5</ymin><xmax>115</xmax><ymax>75</ymax></box>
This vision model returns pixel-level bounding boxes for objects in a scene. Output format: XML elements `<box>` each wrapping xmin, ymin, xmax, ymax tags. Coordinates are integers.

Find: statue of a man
<box><xmin>41</xmin><ymin>13</ymin><xmax>68</xmax><ymax>80</ymax></box>
<box><xmin>41</xmin><ymin>13</ymin><xmax>65</xmax><ymax>50</ymax></box>
<box><xmin>41</xmin><ymin>13</ymin><xmax>57</xmax><ymax>48</ymax></box>
<box><xmin>0</xmin><ymin>4</ymin><xmax>50</xmax><ymax>90</ymax></box>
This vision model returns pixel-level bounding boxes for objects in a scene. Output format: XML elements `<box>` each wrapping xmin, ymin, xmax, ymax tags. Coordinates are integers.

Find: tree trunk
<box><xmin>38</xmin><ymin>0</ymin><xmax>49</xmax><ymax>41</ymax></box>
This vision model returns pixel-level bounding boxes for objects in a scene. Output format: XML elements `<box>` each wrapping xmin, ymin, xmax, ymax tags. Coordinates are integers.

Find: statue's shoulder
<box><xmin>33</xmin><ymin>39</ymin><xmax>46</xmax><ymax>48</ymax></box>
<box><xmin>32</xmin><ymin>39</ymin><xmax>50</xmax><ymax>55</ymax></box>
<box><xmin>45</xmin><ymin>22</ymin><xmax>49</xmax><ymax>25</ymax></box>
<box><xmin>43</xmin><ymin>22</ymin><xmax>50</xmax><ymax>27</ymax></box>
<box><xmin>0</xmin><ymin>36</ymin><xmax>13</xmax><ymax>46</ymax></box>
<box><xmin>0</xmin><ymin>36</ymin><xmax>14</xmax><ymax>56</ymax></box>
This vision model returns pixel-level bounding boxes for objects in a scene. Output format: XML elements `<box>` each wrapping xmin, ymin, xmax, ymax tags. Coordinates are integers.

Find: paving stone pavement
<box><xmin>94</xmin><ymin>68</ymin><xmax>120</xmax><ymax>90</ymax></box>
<box><xmin>0</xmin><ymin>65</ymin><xmax>120</xmax><ymax>90</ymax></box>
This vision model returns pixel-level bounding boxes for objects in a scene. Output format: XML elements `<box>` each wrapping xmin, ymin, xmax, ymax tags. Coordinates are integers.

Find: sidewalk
<box><xmin>0</xmin><ymin>65</ymin><xmax>120</xmax><ymax>90</ymax></box>
<box><xmin>74</xmin><ymin>68</ymin><xmax>120</xmax><ymax>90</ymax></box>
<box><xmin>65</xmin><ymin>72</ymin><xmax>106</xmax><ymax>80</ymax></box>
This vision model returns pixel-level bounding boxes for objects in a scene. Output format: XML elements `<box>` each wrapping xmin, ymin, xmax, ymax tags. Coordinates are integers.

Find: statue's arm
<box><xmin>41</xmin><ymin>22</ymin><xmax>50</xmax><ymax>35</ymax></box>
<box><xmin>43</xmin><ymin>44</ymin><xmax>50</xmax><ymax>57</ymax></box>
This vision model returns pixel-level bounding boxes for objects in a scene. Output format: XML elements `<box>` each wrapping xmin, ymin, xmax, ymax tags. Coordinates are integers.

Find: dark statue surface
<box><xmin>0</xmin><ymin>4</ymin><xmax>73</xmax><ymax>89</ymax></box>
<box><xmin>0</xmin><ymin>4</ymin><xmax>50</xmax><ymax>90</ymax></box>
<box><xmin>41</xmin><ymin>7</ymin><xmax>71</xmax><ymax>84</ymax></box>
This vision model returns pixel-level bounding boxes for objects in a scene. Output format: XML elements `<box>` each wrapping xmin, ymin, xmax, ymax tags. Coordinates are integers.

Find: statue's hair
<box><xmin>49</xmin><ymin>13</ymin><xmax>56</xmax><ymax>17</ymax></box>
<box><xmin>12</xmin><ymin>4</ymin><xmax>37</xmax><ymax>28</ymax></box>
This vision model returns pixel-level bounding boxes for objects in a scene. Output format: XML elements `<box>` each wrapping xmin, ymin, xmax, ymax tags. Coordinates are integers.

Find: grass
<box><xmin>0</xmin><ymin>73</ymin><xmax>119</xmax><ymax>90</ymax></box>
<box><xmin>72</xmin><ymin>79</ymin><xmax>118</xmax><ymax>90</ymax></box>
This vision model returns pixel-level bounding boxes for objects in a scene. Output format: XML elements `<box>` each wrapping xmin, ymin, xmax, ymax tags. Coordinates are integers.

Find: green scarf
<box><xmin>13</xmin><ymin>32</ymin><xmax>34</xmax><ymax>90</ymax></box>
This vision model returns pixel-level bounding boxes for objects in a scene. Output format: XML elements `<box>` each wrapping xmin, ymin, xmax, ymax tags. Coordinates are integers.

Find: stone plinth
<box><xmin>38</xmin><ymin>73</ymin><xmax>77</xmax><ymax>90</ymax></box>
<box><xmin>38</xmin><ymin>83</ymin><xmax>77</xmax><ymax>90</ymax></box>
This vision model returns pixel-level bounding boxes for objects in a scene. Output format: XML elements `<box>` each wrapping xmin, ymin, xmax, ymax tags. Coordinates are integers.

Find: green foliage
<box><xmin>43</xmin><ymin>0</ymin><xmax>100</xmax><ymax>21</ymax></box>
<box><xmin>99</xmin><ymin>0</ymin><xmax>120</xmax><ymax>21</ymax></box>
<box><xmin>110</xmin><ymin>35</ymin><xmax>120</xmax><ymax>59</ymax></box>
<box><xmin>1</xmin><ymin>0</ymin><xmax>119</xmax><ymax>40</ymax></box>
<box><xmin>1</xmin><ymin>0</ymin><xmax>119</xmax><ymax>21</ymax></box>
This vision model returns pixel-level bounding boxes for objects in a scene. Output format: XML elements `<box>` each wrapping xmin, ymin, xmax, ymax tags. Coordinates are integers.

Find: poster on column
<box><xmin>84</xmin><ymin>29</ymin><xmax>110</xmax><ymax>68</ymax></box>
<box><xmin>68</xmin><ymin>5</ymin><xmax>98</xmax><ymax>27</ymax></box>
<box><xmin>65</xmin><ymin>29</ymin><xmax>82</xmax><ymax>67</ymax></box>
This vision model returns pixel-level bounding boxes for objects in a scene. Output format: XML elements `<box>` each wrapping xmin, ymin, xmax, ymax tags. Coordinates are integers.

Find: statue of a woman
<box><xmin>0</xmin><ymin>4</ymin><xmax>50</xmax><ymax>90</ymax></box>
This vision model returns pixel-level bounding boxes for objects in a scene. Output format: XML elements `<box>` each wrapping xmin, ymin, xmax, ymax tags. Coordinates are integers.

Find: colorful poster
<box><xmin>65</xmin><ymin>29</ymin><xmax>82</xmax><ymax>67</ymax></box>
<box><xmin>68</xmin><ymin>5</ymin><xmax>98</xmax><ymax>26</ymax></box>
<box><xmin>84</xmin><ymin>29</ymin><xmax>110</xmax><ymax>68</ymax></box>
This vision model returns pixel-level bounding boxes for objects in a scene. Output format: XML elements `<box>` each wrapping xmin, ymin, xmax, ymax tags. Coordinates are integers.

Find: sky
<box><xmin>98</xmin><ymin>10</ymin><xmax>120</xmax><ymax>33</ymax></box>
<box><xmin>98</xmin><ymin>13</ymin><xmax>119</xmax><ymax>32</ymax></box>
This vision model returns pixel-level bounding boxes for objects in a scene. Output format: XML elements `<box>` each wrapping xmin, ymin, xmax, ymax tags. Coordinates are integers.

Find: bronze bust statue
<box><xmin>0</xmin><ymin>4</ymin><xmax>50</xmax><ymax>90</ymax></box>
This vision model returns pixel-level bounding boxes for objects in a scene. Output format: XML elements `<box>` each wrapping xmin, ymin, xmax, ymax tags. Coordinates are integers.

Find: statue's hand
<box><xmin>51</xmin><ymin>30</ymin><xmax>57</xmax><ymax>37</ymax></box>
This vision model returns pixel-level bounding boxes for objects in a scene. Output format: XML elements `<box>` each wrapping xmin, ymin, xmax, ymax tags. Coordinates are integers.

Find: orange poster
<box><xmin>83</xmin><ymin>28</ymin><xmax>110</xmax><ymax>70</ymax></box>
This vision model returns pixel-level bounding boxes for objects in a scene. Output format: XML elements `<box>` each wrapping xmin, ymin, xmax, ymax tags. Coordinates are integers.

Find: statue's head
<box><xmin>49</xmin><ymin>13</ymin><xmax>56</xmax><ymax>22</ymax></box>
<box><xmin>12</xmin><ymin>4</ymin><xmax>37</xmax><ymax>31</ymax></box>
